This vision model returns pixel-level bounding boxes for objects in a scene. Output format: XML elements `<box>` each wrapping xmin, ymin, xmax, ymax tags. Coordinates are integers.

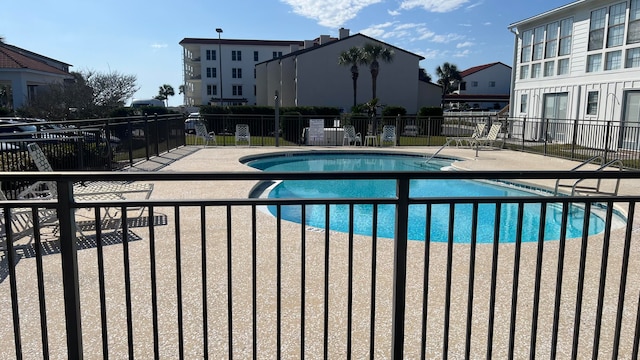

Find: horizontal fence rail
<box><xmin>1</xmin><ymin>171</ymin><xmax>640</xmax><ymax>359</ymax></box>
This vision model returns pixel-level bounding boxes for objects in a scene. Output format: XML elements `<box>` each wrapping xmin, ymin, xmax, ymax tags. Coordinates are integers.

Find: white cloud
<box><xmin>453</xmin><ymin>49</ymin><xmax>471</xmax><ymax>58</ymax></box>
<box><xmin>281</xmin><ymin>0</ymin><xmax>383</xmax><ymax>28</ymax></box>
<box><xmin>388</xmin><ymin>9</ymin><xmax>400</xmax><ymax>16</ymax></box>
<box><xmin>151</xmin><ymin>43</ymin><xmax>168</xmax><ymax>49</ymax></box>
<box><xmin>359</xmin><ymin>22</ymin><xmax>396</xmax><ymax>38</ymax></box>
<box><xmin>399</xmin><ymin>0</ymin><xmax>469</xmax><ymax>13</ymax></box>
<box><xmin>456</xmin><ymin>41</ymin><xmax>473</xmax><ymax>48</ymax></box>
<box><xmin>483</xmin><ymin>22</ymin><xmax>492</xmax><ymax>26</ymax></box>
<box><xmin>430</xmin><ymin>33</ymin><xmax>464</xmax><ymax>43</ymax></box>
<box><xmin>466</xmin><ymin>1</ymin><xmax>483</xmax><ymax>10</ymax></box>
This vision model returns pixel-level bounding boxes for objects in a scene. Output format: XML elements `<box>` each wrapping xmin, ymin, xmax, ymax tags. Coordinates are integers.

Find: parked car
<box><xmin>402</xmin><ymin>125</ymin><xmax>419</xmax><ymax>136</ymax></box>
<box><xmin>0</xmin><ymin>118</ymin><xmax>38</xmax><ymax>145</ymax></box>
<box><xmin>184</xmin><ymin>112</ymin><xmax>201</xmax><ymax>134</ymax></box>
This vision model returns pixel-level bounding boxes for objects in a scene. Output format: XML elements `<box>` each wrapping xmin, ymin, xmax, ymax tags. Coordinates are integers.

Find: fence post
<box><xmin>154</xmin><ymin>113</ymin><xmax>160</xmax><ymax>156</ymax></box>
<box><xmin>275</xmin><ymin>91</ymin><xmax>280</xmax><ymax>147</ymax></box>
<box><xmin>543</xmin><ymin>118</ymin><xmax>549</xmax><ymax>155</ymax></box>
<box><xmin>57</xmin><ymin>180</ymin><xmax>84</xmax><ymax>359</ymax></box>
<box><xmin>391</xmin><ymin>177</ymin><xmax>410</xmax><ymax>359</ymax></box>
<box><xmin>143</xmin><ymin>114</ymin><xmax>150</xmax><ymax>160</ymax></box>
<box><xmin>571</xmin><ymin>118</ymin><xmax>579</xmax><ymax>159</ymax></box>
<box><xmin>604</xmin><ymin>120</ymin><xmax>612</xmax><ymax>163</ymax></box>
<box><xmin>522</xmin><ymin>117</ymin><xmax>526</xmax><ymax>150</ymax></box>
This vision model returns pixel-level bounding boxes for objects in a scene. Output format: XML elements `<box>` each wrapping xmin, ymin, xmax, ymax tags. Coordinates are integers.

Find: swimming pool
<box><xmin>244</xmin><ymin>152</ymin><xmax>609</xmax><ymax>243</ymax></box>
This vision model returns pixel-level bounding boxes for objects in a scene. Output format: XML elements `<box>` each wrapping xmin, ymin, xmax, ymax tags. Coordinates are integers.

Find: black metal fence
<box><xmin>1</xmin><ymin>170</ymin><xmax>639</xmax><ymax>359</ymax></box>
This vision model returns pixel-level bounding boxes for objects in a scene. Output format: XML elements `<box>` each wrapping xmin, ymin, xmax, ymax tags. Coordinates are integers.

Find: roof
<box><xmin>179</xmin><ymin>38</ymin><xmax>304</xmax><ymax>47</ymax></box>
<box><xmin>508</xmin><ymin>0</ymin><xmax>585</xmax><ymax>29</ymax></box>
<box><xmin>257</xmin><ymin>32</ymin><xmax>425</xmax><ymax>65</ymax></box>
<box><xmin>0</xmin><ymin>44</ymin><xmax>72</xmax><ymax>76</ymax></box>
<box><xmin>459</xmin><ymin>62</ymin><xmax>511</xmax><ymax>77</ymax></box>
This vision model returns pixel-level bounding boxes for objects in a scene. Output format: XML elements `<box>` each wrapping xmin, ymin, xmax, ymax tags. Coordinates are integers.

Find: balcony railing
<box><xmin>1</xmin><ymin>170</ymin><xmax>639</xmax><ymax>359</ymax></box>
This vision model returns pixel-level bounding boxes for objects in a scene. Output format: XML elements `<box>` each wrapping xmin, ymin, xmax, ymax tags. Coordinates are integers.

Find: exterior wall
<box><xmin>461</xmin><ymin>64</ymin><xmax>511</xmax><ymax>95</ymax></box>
<box><xmin>509</xmin><ymin>0</ymin><xmax>640</xmax><ymax>149</ymax></box>
<box><xmin>260</xmin><ymin>34</ymin><xmax>426</xmax><ymax>113</ymax></box>
<box><xmin>418</xmin><ymin>81</ymin><xmax>442</xmax><ymax>108</ymax></box>
<box><xmin>181</xmin><ymin>40</ymin><xmax>301</xmax><ymax>106</ymax></box>
<box><xmin>1</xmin><ymin>70</ymin><xmax>69</xmax><ymax>109</ymax></box>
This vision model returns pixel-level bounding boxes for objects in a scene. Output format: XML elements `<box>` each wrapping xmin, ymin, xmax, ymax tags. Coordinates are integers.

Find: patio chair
<box><xmin>235</xmin><ymin>124</ymin><xmax>251</xmax><ymax>146</ymax></box>
<box><xmin>342</xmin><ymin>125</ymin><xmax>362</xmax><ymax>146</ymax></box>
<box><xmin>380</xmin><ymin>125</ymin><xmax>397</xmax><ymax>147</ymax></box>
<box><xmin>1</xmin><ymin>187</ymin><xmax>58</xmax><ymax>249</ymax></box>
<box><xmin>447</xmin><ymin>123</ymin><xmax>486</xmax><ymax>147</ymax></box>
<box><xmin>469</xmin><ymin>123</ymin><xmax>502</xmax><ymax>148</ymax></box>
<box><xmin>193</xmin><ymin>121</ymin><xmax>217</xmax><ymax>147</ymax></box>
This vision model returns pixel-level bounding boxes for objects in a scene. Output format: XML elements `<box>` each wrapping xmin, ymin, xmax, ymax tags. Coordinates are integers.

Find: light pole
<box><xmin>216</xmin><ymin>28</ymin><xmax>223</xmax><ymax>106</ymax></box>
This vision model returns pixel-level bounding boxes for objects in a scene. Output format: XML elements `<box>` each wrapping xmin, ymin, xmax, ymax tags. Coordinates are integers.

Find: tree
<box><xmin>86</xmin><ymin>69</ymin><xmax>138</xmax><ymax>108</ymax></box>
<box><xmin>338</xmin><ymin>46</ymin><xmax>366</xmax><ymax>108</ymax></box>
<box><xmin>362</xmin><ymin>43</ymin><xmax>394</xmax><ymax>101</ymax></box>
<box><xmin>419</xmin><ymin>68</ymin><xmax>432</xmax><ymax>82</ymax></box>
<box><xmin>155</xmin><ymin>84</ymin><xmax>175</xmax><ymax>106</ymax></box>
<box><xmin>435</xmin><ymin>62</ymin><xmax>462</xmax><ymax>108</ymax></box>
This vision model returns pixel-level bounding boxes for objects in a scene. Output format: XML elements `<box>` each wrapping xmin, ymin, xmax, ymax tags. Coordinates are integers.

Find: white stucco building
<box><xmin>256</xmin><ymin>29</ymin><xmax>433</xmax><ymax>113</ymax></box>
<box><xmin>446</xmin><ymin>62</ymin><xmax>511</xmax><ymax>110</ymax></box>
<box><xmin>509</xmin><ymin>0</ymin><xmax>640</xmax><ymax>148</ymax></box>
<box><xmin>179</xmin><ymin>37</ymin><xmax>304</xmax><ymax>106</ymax></box>
<box><xmin>0</xmin><ymin>43</ymin><xmax>73</xmax><ymax>110</ymax></box>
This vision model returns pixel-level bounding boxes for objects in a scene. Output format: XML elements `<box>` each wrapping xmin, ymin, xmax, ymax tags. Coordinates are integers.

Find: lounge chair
<box><xmin>342</xmin><ymin>125</ymin><xmax>362</xmax><ymax>146</ymax></box>
<box><xmin>235</xmin><ymin>124</ymin><xmax>251</xmax><ymax>146</ymax></box>
<box><xmin>380</xmin><ymin>125</ymin><xmax>397</xmax><ymax>147</ymax></box>
<box><xmin>193</xmin><ymin>121</ymin><xmax>217</xmax><ymax>147</ymax></box>
<box><xmin>469</xmin><ymin>123</ymin><xmax>502</xmax><ymax>148</ymax></box>
<box><xmin>447</xmin><ymin>123</ymin><xmax>486</xmax><ymax>147</ymax></box>
<box><xmin>0</xmin><ymin>188</ymin><xmax>58</xmax><ymax>249</ymax></box>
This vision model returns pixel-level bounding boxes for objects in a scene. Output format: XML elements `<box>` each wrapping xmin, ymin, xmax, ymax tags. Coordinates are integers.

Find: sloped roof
<box><xmin>0</xmin><ymin>45</ymin><xmax>71</xmax><ymax>76</ymax></box>
<box><xmin>459</xmin><ymin>62</ymin><xmax>511</xmax><ymax>77</ymax></box>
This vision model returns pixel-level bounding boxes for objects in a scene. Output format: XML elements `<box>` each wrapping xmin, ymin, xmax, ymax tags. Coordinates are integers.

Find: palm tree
<box><xmin>435</xmin><ymin>62</ymin><xmax>462</xmax><ymax>108</ymax></box>
<box><xmin>156</xmin><ymin>84</ymin><xmax>175</xmax><ymax>106</ymax></box>
<box><xmin>362</xmin><ymin>43</ymin><xmax>394</xmax><ymax>101</ymax></box>
<box><xmin>338</xmin><ymin>46</ymin><xmax>366</xmax><ymax>108</ymax></box>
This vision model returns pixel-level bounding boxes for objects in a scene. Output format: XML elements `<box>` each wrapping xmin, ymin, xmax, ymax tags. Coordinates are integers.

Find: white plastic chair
<box><xmin>342</xmin><ymin>125</ymin><xmax>362</xmax><ymax>146</ymax></box>
<box><xmin>380</xmin><ymin>125</ymin><xmax>397</xmax><ymax>147</ymax></box>
<box><xmin>193</xmin><ymin>121</ymin><xmax>217</xmax><ymax>147</ymax></box>
<box><xmin>1</xmin><ymin>188</ymin><xmax>58</xmax><ymax>248</ymax></box>
<box><xmin>469</xmin><ymin>123</ymin><xmax>502</xmax><ymax>148</ymax></box>
<box><xmin>235</xmin><ymin>124</ymin><xmax>251</xmax><ymax>146</ymax></box>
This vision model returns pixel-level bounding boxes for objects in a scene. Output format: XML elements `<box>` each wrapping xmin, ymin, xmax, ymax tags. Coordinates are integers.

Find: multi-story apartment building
<box><xmin>179</xmin><ymin>38</ymin><xmax>304</xmax><ymax>106</ymax></box>
<box><xmin>446</xmin><ymin>62</ymin><xmax>512</xmax><ymax>110</ymax></box>
<box><xmin>509</xmin><ymin>0</ymin><xmax>640</xmax><ymax>148</ymax></box>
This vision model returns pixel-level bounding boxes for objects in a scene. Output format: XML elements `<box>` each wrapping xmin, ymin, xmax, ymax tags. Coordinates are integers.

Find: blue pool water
<box><xmin>245</xmin><ymin>153</ymin><xmax>607</xmax><ymax>243</ymax></box>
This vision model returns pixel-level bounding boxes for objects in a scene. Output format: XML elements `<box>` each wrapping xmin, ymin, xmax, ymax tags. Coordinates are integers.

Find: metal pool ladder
<box><xmin>554</xmin><ymin>155</ymin><xmax>624</xmax><ymax>196</ymax></box>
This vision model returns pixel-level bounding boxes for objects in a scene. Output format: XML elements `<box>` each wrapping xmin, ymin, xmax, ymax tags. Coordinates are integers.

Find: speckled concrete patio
<box><xmin>1</xmin><ymin>145</ymin><xmax>639</xmax><ymax>359</ymax></box>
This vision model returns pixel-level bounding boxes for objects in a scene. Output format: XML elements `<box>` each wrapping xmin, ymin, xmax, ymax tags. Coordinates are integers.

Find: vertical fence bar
<box><xmin>420</xmin><ymin>204</ymin><xmax>432</xmax><ymax>360</ymax></box>
<box><xmin>5</xmin><ymin>208</ymin><xmax>22</xmax><ymax>360</ymax></box>
<box><xmin>323</xmin><ymin>204</ymin><xmax>330</xmax><ymax>360</ymax></box>
<box><xmin>252</xmin><ymin>205</ymin><xmax>258</xmax><ymax>360</ymax></box>
<box><xmin>347</xmin><ymin>204</ymin><xmax>355</xmax><ymax>360</ymax></box>
<box><xmin>94</xmin><ymin>207</ymin><xmax>109</xmax><ymax>359</ymax></box>
<box><xmin>391</xmin><ymin>177</ymin><xmax>410</xmax><ymax>359</ymax></box>
<box><xmin>465</xmin><ymin>202</ymin><xmax>479</xmax><ymax>359</ymax></box>
<box><xmin>57</xmin><ymin>180</ymin><xmax>83</xmax><ymax>359</ymax></box>
<box><xmin>486</xmin><ymin>203</ymin><xmax>502</xmax><ymax>359</ymax></box>
<box><xmin>369</xmin><ymin>204</ymin><xmax>379</xmax><ymax>360</ymax></box>
<box><xmin>508</xmin><ymin>202</ymin><xmax>525</xmax><ymax>360</ymax></box>
<box><xmin>529</xmin><ymin>202</ymin><xmax>548</xmax><ymax>360</ymax></box>
<box><xmin>570</xmin><ymin>203</ymin><xmax>592</xmax><ymax>360</ymax></box>
<box><xmin>276</xmin><ymin>205</ymin><xmax>282</xmax><ymax>359</ymax></box>
<box><xmin>301</xmin><ymin>204</ymin><xmax>306</xmax><ymax>359</ymax></box>
<box><xmin>174</xmin><ymin>206</ymin><xmax>184</xmax><ymax>359</ymax></box>
<box><xmin>226</xmin><ymin>205</ymin><xmax>234</xmax><ymax>360</ymax></box>
<box><xmin>592</xmin><ymin>202</ymin><xmax>615</xmax><ymax>358</ymax></box>
<box><xmin>612</xmin><ymin>202</ymin><xmax>635</xmax><ymax>359</ymax></box>
<box><xmin>200</xmin><ymin>206</ymin><xmax>209</xmax><ymax>360</ymax></box>
<box><xmin>550</xmin><ymin>202</ymin><xmax>570</xmax><ymax>359</ymax></box>
<box><xmin>443</xmin><ymin>203</ymin><xmax>455</xmax><ymax>359</ymax></box>
<box><xmin>121</xmin><ymin>208</ymin><xmax>134</xmax><ymax>358</ymax></box>
<box><xmin>148</xmin><ymin>206</ymin><xmax>160</xmax><ymax>360</ymax></box>
<box><xmin>32</xmin><ymin>209</ymin><xmax>50</xmax><ymax>360</ymax></box>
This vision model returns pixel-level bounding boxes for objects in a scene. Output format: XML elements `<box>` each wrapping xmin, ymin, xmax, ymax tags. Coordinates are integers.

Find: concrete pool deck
<box><xmin>2</xmin><ymin>145</ymin><xmax>639</xmax><ymax>359</ymax></box>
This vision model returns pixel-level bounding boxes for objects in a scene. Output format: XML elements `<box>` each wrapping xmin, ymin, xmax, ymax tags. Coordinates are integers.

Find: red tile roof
<box><xmin>459</xmin><ymin>62</ymin><xmax>511</xmax><ymax>77</ymax></box>
<box><xmin>0</xmin><ymin>45</ymin><xmax>71</xmax><ymax>76</ymax></box>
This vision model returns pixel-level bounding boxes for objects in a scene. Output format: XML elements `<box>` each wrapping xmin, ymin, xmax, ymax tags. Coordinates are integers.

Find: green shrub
<box><xmin>0</xmin><ymin>107</ymin><xmax>12</xmax><ymax>116</ymax></box>
<box><xmin>418</xmin><ymin>106</ymin><xmax>443</xmax><ymax>116</ymax></box>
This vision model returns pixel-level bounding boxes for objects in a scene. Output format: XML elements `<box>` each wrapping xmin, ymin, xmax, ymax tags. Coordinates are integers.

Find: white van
<box><xmin>130</xmin><ymin>98</ymin><xmax>165</xmax><ymax>108</ymax></box>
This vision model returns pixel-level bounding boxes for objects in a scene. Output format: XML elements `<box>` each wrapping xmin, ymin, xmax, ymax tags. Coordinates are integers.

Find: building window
<box><xmin>206</xmin><ymin>84</ymin><xmax>218</xmax><ymax>96</ymax></box>
<box><xmin>559</xmin><ymin>18</ymin><xmax>573</xmax><ymax>56</ymax></box>
<box><xmin>471</xmin><ymin>81</ymin><xmax>478</xmax><ymax>87</ymax></box>
<box><xmin>626</xmin><ymin>47</ymin><xmax>640</xmax><ymax>67</ymax></box>
<box><xmin>557</xmin><ymin>58</ymin><xmax>570</xmax><ymax>75</ymax></box>
<box><xmin>607</xmin><ymin>2</ymin><xmax>626</xmax><ymax>48</ymax></box>
<box><xmin>232</xmin><ymin>85</ymin><xmax>243</xmax><ymax>96</ymax></box>
<box><xmin>587</xmin><ymin>91</ymin><xmax>599</xmax><ymax>115</ymax></box>
<box><xmin>544</xmin><ymin>61</ymin><xmax>555</xmax><ymax>76</ymax></box>
<box><xmin>232</xmin><ymin>50</ymin><xmax>242</xmax><ymax>61</ymax></box>
<box><xmin>206</xmin><ymin>50</ymin><xmax>216</xmax><ymax>61</ymax></box>
<box><xmin>206</xmin><ymin>67</ymin><xmax>217</xmax><ymax>78</ymax></box>
<box><xmin>232</xmin><ymin>68</ymin><xmax>242</xmax><ymax>78</ymax></box>
<box><xmin>531</xmin><ymin>63</ymin><xmax>541</xmax><ymax>78</ymax></box>
<box><xmin>533</xmin><ymin>26</ymin><xmax>545</xmax><ymax>61</ymax></box>
<box><xmin>488</xmin><ymin>81</ymin><xmax>496</xmax><ymax>87</ymax></box>
<box><xmin>459</xmin><ymin>82</ymin><xmax>466</xmax><ymax>91</ymax></box>
<box><xmin>254</xmin><ymin>51</ymin><xmax>259</xmax><ymax>61</ymax></box>
<box><xmin>589</xmin><ymin>8</ymin><xmax>606</xmax><ymax>51</ymax></box>
<box><xmin>520</xmin><ymin>94</ymin><xmax>528</xmax><ymax>113</ymax></box>
<box><xmin>587</xmin><ymin>54</ymin><xmax>602</xmax><ymax>72</ymax></box>
<box><xmin>254</xmin><ymin>68</ymin><xmax>256</xmax><ymax>79</ymax></box>
<box><xmin>521</xmin><ymin>30</ymin><xmax>532</xmax><ymax>63</ymax></box>
<box><xmin>545</xmin><ymin>22</ymin><xmax>558</xmax><ymax>58</ymax></box>
<box><xmin>520</xmin><ymin>65</ymin><xmax>529</xmax><ymax>79</ymax></box>
<box><xmin>272</xmin><ymin>51</ymin><xmax>283</xmax><ymax>59</ymax></box>
<box><xmin>605</xmin><ymin>50</ymin><xmax>622</xmax><ymax>70</ymax></box>
<box><xmin>628</xmin><ymin>0</ymin><xmax>640</xmax><ymax>44</ymax></box>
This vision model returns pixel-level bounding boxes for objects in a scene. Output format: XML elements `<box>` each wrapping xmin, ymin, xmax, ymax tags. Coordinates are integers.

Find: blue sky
<box><xmin>3</xmin><ymin>0</ymin><xmax>571</xmax><ymax>107</ymax></box>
